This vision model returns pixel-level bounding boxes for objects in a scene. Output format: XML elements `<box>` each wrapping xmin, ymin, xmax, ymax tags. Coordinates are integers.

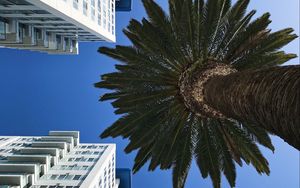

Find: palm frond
<box><xmin>172</xmin><ymin>115</ymin><xmax>195</xmax><ymax>188</ymax></box>
<box><xmin>133</xmin><ymin>143</ymin><xmax>153</xmax><ymax>173</ymax></box>
<box><xmin>240</xmin><ymin>122</ymin><xmax>275</xmax><ymax>152</ymax></box>
<box><xmin>195</xmin><ymin>120</ymin><xmax>221</xmax><ymax>188</ymax></box>
<box><xmin>96</xmin><ymin>0</ymin><xmax>297</xmax><ymax>187</ymax></box>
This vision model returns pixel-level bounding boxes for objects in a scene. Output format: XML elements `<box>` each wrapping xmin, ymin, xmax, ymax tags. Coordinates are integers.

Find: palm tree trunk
<box><xmin>203</xmin><ymin>65</ymin><xmax>300</xmax><ymax>150</ymax></box>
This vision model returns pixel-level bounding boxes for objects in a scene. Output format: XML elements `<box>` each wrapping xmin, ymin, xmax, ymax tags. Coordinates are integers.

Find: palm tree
<box><xmin>95</xmin><ymin>0</ymin><xmax>299</xmax><ymax>187</ymax></box>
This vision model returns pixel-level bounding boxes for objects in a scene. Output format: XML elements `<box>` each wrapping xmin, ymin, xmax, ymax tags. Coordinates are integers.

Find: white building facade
<box><xmin>0</xmin><ymin>0</ymin><xmax>116</xmax><ymax>54</ymax></box>
<box><xmin>0</xmin><ymin>131</ymin><xmax>118</xmax><ymax>188</ymax></box>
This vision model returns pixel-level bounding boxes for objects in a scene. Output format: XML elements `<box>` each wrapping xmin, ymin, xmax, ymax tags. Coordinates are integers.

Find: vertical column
<box><xmin>30</xmin><ymin>25</ymin><xmax>35</xmax><ymax>45</ymax></box>
<box><xmin>70</xmin><ymin>39</ymin><xmax>73</xmax><ymax>52</ymax></box>
<box><xmin>62</xmin><ymin>36</ymin><xmax>66</xmax><ymax>51</ymax></box>
<box><xmin>48</xmin><ymin>33</ymin><xmax>55</xmax><ymax>50</ymax></box>
<box><xmin>15</xmin><ymin>20</ymin><xmax>20</xmax><ymax>42</ymax></box>
<box><xmin>0</xmin><ymin>20</ymin><xmax>6</xmax><ymax>40</ymax></box>
<box><xmin>43</xmin><ymin>29</ymin><xmax>48</xmax><ymax>47</ymax></box>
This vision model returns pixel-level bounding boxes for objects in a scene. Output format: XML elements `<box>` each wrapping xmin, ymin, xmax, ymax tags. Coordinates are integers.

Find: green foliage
<box><xmin>95</xmin><ymin>0</ymin><xmax>297</xmax><ymax>187</ymax></box>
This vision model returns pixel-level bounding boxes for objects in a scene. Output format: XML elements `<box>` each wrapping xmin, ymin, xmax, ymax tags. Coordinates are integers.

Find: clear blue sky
<box><xmin>0</xmin><ymin>0</ymin><xmax>299</xmax><ymax>187</ymax></box>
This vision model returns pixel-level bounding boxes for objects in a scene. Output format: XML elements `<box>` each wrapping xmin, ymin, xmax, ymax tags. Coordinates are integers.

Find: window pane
<box><xmin>50</xmin><ymin>175</ymin><xmax>58</xmax><ymax>180</ymax></box>
<box><xmin>82</xmin><ymin>165</ymin><xmax>89</xmax><ymax>170</ymax></box>
<box><xmin>73</xmin><ymin>166</ymin><xmax>80</xmax><ymax>170</ymax></box>
<box><xmin>75</xmin><ymin>158</ymin><xmax>81</xmax><ymax>162</ymax></box>
<box><xmin>73</xmin><ymin>0</ymin><xmax>79</xmax><ymax>9</ymax></box>
<box><xmin>58</xmin><ymin>174</ymin><xmax>66</xmax><ymax>180</ymax></box>
<box><xmin>73</xmin><ymin>175</ymin><xmax>81</xmax><ymax>180</ymax></box>
<box><xmin>66</xmin><ymin>174</ymin><xmax>73</xmax><ymax>180</ymax></box>
<box><xmin>83</xmin><ymin>0</ymin><xmax>88</xmax><ymax>15</ymax></box>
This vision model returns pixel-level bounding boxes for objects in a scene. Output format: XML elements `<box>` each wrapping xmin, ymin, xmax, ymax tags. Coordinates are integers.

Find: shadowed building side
<box><xmin>116</xmin><ymin>168</ymin><xmax>132</xmax><ymax>188</ymax></box>
<box><xmin>0</xmin><ymin>0</ymin><xmax>116</xmax><ymax>55</ymax></box>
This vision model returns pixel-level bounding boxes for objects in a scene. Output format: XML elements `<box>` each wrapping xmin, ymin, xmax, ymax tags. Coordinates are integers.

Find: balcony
<box><xmin>38</xmin><ymin>136</ymin><xmax>74</xmax><ymax>151</ymax></box>
<box><xmin>0</xmin><ymin>174</ymin><xmax>29</xmax><ymax>188</ymax></box>
<box><xmin>20</xmin><ymin>148</ymin><xmax>59</xmax><ymax>157</ymax></box>
<box><xmin>0</xmin><ymin>163</ymin><xmax>39</xmax><ymax>183</ymax></box>
<box><xmin>7</xmin><ymin>155</ymin><xmax>51</xmax><ymax>174</ymax></box>
<box><xmin>49</xmin><ymin>131</ymin><xmax>79</xmax><ymax>146</ymax></box>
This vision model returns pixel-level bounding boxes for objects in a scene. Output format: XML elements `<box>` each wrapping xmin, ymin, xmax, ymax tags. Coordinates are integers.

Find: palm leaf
<box><xmin>172</xmin><ymin>115</ymin><xmax>195</xmax><ymax>188</ymax></box>
<box><xmin>96</xmin><ymin>0</ymin><xmax>297</xmax><ymax>187</ymax></box>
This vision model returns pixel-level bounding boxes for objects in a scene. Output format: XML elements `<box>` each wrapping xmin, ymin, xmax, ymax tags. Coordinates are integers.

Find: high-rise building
<box><xmin>0</xmin><ymin>0</ymin><xmax>116</xmax><ymax>54</ymax></box>
<box><xmin>115</xmin><ymin>0</ymin><xmax>131</xmax><ymax>12</ymax></box>
<box><xmin>0</xmin><ymin>131</ymin><xmax>118</xmax><ymax>188</ymax></box>
<box><xmin>116</xmin><ymin>169</ymin><xmax>131</xmax><ymax>188</ymax></box>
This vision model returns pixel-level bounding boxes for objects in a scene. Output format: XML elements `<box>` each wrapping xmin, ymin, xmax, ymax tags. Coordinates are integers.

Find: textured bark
<box><xmin>203</xmin><ymin>65</ymin><xmax>300</xmax><ymax>150</ymax></box>
<box><xmin>179</xmin><ymin>63</ymin><xmax>236</xmax><ymax>118</ymax></box>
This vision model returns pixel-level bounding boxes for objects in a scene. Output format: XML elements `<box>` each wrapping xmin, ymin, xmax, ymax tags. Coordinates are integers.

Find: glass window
<box><xmin>102</xmin><ymin>0</ymin><xmax>107</xmax><ymax>29</ymax></box>
<box><xmin>73</xmin><ymin>0</ymin><xmax>79</xmax><ymax>9</ymax></box>
<box><xmin>63</xmin><ymin>37</ymin><xmax>67</xmax><ymax>49</ymax></box>
<box><xmin>82</xmin><ymin>165</ymin><xmax>89</xmax><ymax>170</ymax></box>
<box><xmin>75</xmin><ymin>158</ymin><xmax>81</xmax><ymax>162</ymax></box>
<box><xmin>56</xmin><ymin>35</ymin><xmax>62</xmax><ymax>46</ymax></box>
<box><xmin>50</xmin><ymin>175</ymin><xmax>58</xmax><ymax>180</ymax></box>
<box><xmin>98</xmin><ymin>13</ymin><xmax>101</xmax><ymax>25</ymax></box>
<box><xmin>83</xmin><ymin>0</ymin><xmax>88</xmax><ymax>15</ymax></box>
<box><xmin>91</xmin><ymin>0</ymin><xmax>96</xmax><ymax>20</ymax></box>
<box><xmin>73</xmin><ymin>175</ymin><xmax>81</xmax><ymax>180</ymax></box>
<box><xmin>68</xmin><ymin>158</ymin><xmax>74</xmax><ymax>162</ymax></box>
<box><xmin>66</xmin><ymin>174</ymin><xmax>73</xmax><ymax>180</ymax></box>
<box><xmin>35</xmin><ymin>28</ymin><xmax>42</xmax><ymax>40</ymax></box>
<box><xmin>82</xmin><ymin>151</ymin><xmax>91</xmax><ymax>154</ymax></box>
<box><xmin>103</xmin><ymin>18</ymin><xmax>107</xmax><ymax>29</ymax></box>
<box><xmin>58</xmin><ymin>174</ymin><xmax>66</xmax><ymax>180</ymax></box>
<box><xmin>97</xmin><ymin>0</ymin><xmax>102</xmax><ymax>25</ymax></box>
<box><xmin>72</xmin><ymin>40</ymin><xmax>76</xmax><ymax>48</ymax></box>
<box><xmin>98</xmin><ymin>0</ymin><xmax>101</xmax><ymax>9</ymax></box>
<box><xmin>99</xmin><ymin>178</ymin><xmax>102</xmax><ymax>186</ymax></box>
<box><xmin>74</xmin><ymin>165</ymin><xmax>81</xmax><ymax>170</ymax></box>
